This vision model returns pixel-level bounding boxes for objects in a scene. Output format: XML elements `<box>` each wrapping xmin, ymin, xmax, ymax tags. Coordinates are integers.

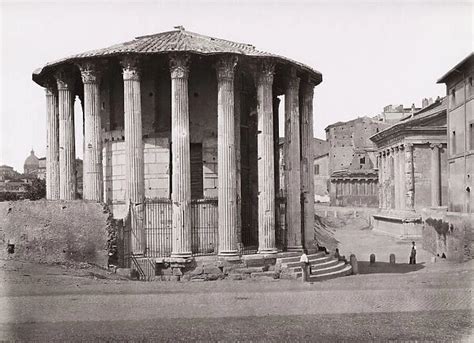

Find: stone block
<box><xmin>233</xmin><ymin>266</ymin><xmax>266</xmax><ymax>274</ymax></box>
<box><xmin>389</xmin><ymin>253</ymin><xmax>396</xmax><ymax>264</ymax></box>
<box><xmin>251</xmin><ymin>271</ymin><xmax>278</xmax><ymax>280</ymax></box>
<box><xmin>349</xmin><ymin>254</ymin><xmax>358</xmax><ymax>275</ymax></box>
<box><xmin>172</xmin><ymin>268</ymin><xmax>183</xmax><ymax>276</ymax></box>
<box><xmin>203</xmin><ymin>265</ymin><xmax>223</xmax><ymax>275</ymax></box>
<box><xmin>370</xmin><ymin>253</ymin><xmax>376</xmax><ymax>264</ymax></box>
<box><xmin>244</xmin><ymin>256</ymin><xmax>265</xmax><ymax>267</ymax></box>
<box><xmin>116</xmin><ymin>268</ymin><xmax>132</xmax><ymax>278</ymax></box>
<box><xmin>227</xmin><ymin>274</ymin><xmax>243</xmax><ymax>280</ymax></box>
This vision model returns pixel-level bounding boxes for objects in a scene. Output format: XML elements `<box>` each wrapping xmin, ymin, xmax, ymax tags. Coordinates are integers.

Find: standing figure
<box><xmin>409</xmin><ymin>241</ymin><xmax>417</xmax><ymax>264</ymax></box>
<box><xmin>300</xmin><ymin>253</ymin><xmax>310</xmax><ymax>281</ymax></box>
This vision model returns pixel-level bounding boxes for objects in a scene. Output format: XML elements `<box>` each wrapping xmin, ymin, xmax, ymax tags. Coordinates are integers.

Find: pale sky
<box><xmin>0</xmin><ymin>0</ymin><xmax>472</xmax><ymax>171</ymax></box>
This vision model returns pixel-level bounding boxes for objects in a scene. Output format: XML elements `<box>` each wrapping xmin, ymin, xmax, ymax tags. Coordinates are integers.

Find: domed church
<box><xmin>32</xmin><ymin>27</ymin><xmax>323</xmax><ymax>259</ymax></box>
<box><xmin>23</xmin><ymin>150</ymin><xmax>40</xmax><ymax>175</ymax></box>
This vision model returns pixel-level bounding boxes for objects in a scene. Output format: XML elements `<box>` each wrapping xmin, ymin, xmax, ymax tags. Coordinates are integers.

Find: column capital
<box><xmin>55</xmin><ymin>69</ymin><xmax>75</xmax><ymax>91</ymax></box>
<box><xmin>78</xmin><ymin>61</ymin><xmax>102</xmax><ymax>84</ymax></box>
<box><xmin>430</xmin><ymin>143</ymin><xmax>443</xmax><ymax>149</ymax></box>
<box><xmin>121</xmin><ymin>56</ymin><xmax>141</xmax><ymax>81</ymax></box>
<box><xmin>286</xmin><ymin>67</ymin><xmax>300</xmax><ymax>91</ymax></box>
<box><xmin>169</xmin><ymin>53</ymin><xmax>191</xmax><ymax>79</ymax></box>
<box><xmin>256</xmin><ymin>59</ymin><xmax>275</xmax><ymax>86</ymax></box>
<box><xmin>215</xmin><ymin>55</ymin><xmax>238</xmax><ymax>81</ymax></box>
<box><xmin>405</xmin><ymin>143</ymin><xmax>414</xmax><ymax>149</ymax></box>
<box><xmin>44</xmin><ymin>77</ymin><xmax>57</xmax><ymax>95</ymax></box>
<box><xmin>302</xmin><ymin>80</ymin><xmax>315</xmax><ymax>97</ymax></box>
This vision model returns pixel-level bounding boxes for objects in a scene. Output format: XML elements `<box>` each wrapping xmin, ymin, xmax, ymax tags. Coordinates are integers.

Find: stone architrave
<box><xmin>79</xmin><ymin>62</ymin><xmax>103</xmax><ymax>202</ymax></box>
<box><xmin>398</xmin><ymin>145</ymin><xmax>405</xmax><ymax>210</ymax></box>
<box><xmin>300</xmin><ymin>80</ymin><xmax>315</xmax><ymax>248</ymax></box>
<box><xmin>405</xmin><ymin>143</ymin><xmax>415</xmax><ymax>210</ymax></box>
<box><xmin>45</xmin><ymin>80</ymin><xmax>60</xmax><ymax>200</ymax></box>
<box><xmin>430</xmin><ymin>143</ymin><xmax>442</xmax><ymax>207</ymax></box>
<box><xmin>216</xmin><ymin>55</ymin><xmax>239</xmax><ymax>256</ymax></box>
<box><xmin>284</xmin><ymin>68</ymin><xmax>303</xmax><ymax>252</ymax></box>
<box><xmin>121</xmin><ymin>56</ymin><xmax>145</xmax><ymax>254</ymax></box>
<box><xmin>55</xmin><ymin>69</ymin><xmax>76</xmax><ymax>200</ymax></box>
<box><xmin>169</xmin><ymin>54</ymin><xmax>192</xmax><ymax>258</ymax></box>
<box><xmin>256</xmin><ymin>60</ymin><xmax>277</xmax><ymax>254</ymax></box>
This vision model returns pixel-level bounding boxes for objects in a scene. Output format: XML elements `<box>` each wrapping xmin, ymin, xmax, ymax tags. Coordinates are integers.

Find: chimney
<box><xmin>422</xmin><ymin>98</ymin><xmax>428</xmax><ymax>108</ymax></box>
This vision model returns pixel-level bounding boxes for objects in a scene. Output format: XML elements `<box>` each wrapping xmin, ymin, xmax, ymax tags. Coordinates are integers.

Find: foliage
<box><xmin>24</xmin><ymin>178</ymin><xmax>46</xmax><ymax>200</ymax></box>
<box><xmin>0</xmin><ymin>192</ymin><xmax>19</xmax><ymax>202</ymax></box>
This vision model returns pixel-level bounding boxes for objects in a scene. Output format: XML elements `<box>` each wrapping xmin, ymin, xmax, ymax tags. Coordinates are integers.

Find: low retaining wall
<box><xmin>421</xmin><ymin>210</ymin><xmax>473</xmax><ymax>262</ymax></box>
<box><xmin>0</xmin><ymin>200</ymin><xmax>110</xmax><ymax>266</ymax></box>
<box><xmin>372</xmin><ymin>212</ymin><xmax>423</xmax><ymax>239</ymax></box>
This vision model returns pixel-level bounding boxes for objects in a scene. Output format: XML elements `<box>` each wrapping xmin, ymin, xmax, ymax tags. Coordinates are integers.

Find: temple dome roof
<box><xmin>33</xmin><ymin>27</ymin><xmax>322</xmax><ymax>86</ymax></box>
<box><xmin>24</xmin><ymin>150</ymin><xmax>39</xmax><ymax>168</ymax></box>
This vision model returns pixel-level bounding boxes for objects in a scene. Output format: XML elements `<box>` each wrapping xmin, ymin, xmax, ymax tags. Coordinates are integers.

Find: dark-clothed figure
<box><xmin>409</xmin><ymin>241</ymin><xmax>417</xmax><ymax>264</ymax></box>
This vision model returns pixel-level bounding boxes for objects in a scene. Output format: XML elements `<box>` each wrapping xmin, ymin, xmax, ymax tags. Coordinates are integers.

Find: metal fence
<box><xmin>143</xmin><ymin>198</ymin><xmax>219</xmax><ymax>257</ymax></box>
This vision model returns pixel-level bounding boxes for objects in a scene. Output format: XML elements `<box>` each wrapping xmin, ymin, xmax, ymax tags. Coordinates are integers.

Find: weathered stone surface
<box><xmin>233</xmin><ymin>266</ymin><xmax>266</xmax><ymax>274</ymax></box>
<box><xmin>389</xmin><ymin>253</ymin><xmax>396</xmax><ymax>264</ymax></box>
<box><xmin>370</xmin><ymin>253</ymin><xmax>376</xmax><ymax>264</ymax></box>
<box><xmin>203</xmin><ymin>265</ymin><xmax>223</xmax><ymax>275</ymax></box>
<box><xmin>116</xmin><ymin>268</ymin><xmax>132</xmax><ymax>278</ymax></box>
<box><xmin>350</xmin><ymin>254</ymin><xmax>358</xmax><ymax>275</ymax></box>
<box><xmin>251</xmin><ymin>271</ymin><xmax>278</xmax><ymax>280</ymax></box>
<box><xmin>172</xmin><ymin>268</ymin><xmax>183</xmax><ymax>276</ymax></box>
<box><xmin>227</xmin><ymin>274</ymin><xmax>243</xmax><ymax>280</ymax></box>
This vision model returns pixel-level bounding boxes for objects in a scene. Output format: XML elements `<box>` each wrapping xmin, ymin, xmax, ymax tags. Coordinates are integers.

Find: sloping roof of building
<box><xmin>437</xmin><ymin>52</ymin><xmax>474</xmax><ymax>84</ymax></box>
<box><xmin>369</xmin><ymin>97</ymin><xmax>447</xmax><ymax>144</ymax></box>
<box><xmin>33</xmin><ymin>27</ymin><xmax>322</xmax><ymax>86</ymax></box>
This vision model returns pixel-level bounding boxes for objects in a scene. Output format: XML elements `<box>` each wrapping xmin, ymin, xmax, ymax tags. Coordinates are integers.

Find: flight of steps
<box><xmin>277</xmin><ymin>251</ymin><xmax>352</xmax><ymax>282</ymax></box>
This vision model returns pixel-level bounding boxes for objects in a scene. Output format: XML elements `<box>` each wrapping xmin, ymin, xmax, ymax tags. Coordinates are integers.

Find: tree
<box><xmin>25</xmin><ymin>178</ymin><xmax>46</xmax><ymax>200</ymax></box>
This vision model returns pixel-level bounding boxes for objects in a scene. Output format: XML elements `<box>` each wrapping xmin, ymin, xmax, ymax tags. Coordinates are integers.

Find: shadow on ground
<box><xmin>358</xmin><ymin>262</ymin><xmax>425</xmax><ymax>274</ymax></box>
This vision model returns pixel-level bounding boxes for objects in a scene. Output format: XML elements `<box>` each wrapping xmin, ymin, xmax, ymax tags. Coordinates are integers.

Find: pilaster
<box><xmin>405</xmin><ymin>143</ymin><xmax>415</xmax><ymax>210</ymax></box>
<box><xmin>430</xmin><ymin>143</ymin><xmax>442</xmax><ymax>207</ymax></box>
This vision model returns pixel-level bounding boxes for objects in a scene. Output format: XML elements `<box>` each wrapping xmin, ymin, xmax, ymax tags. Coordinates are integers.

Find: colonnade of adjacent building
<box><xmin>44</xmin><ymin>54</ymin><xmax>315</xmax><ymax>258</ymax></box>
<box><xmin>378</xmin><ymin>143</ymin><xmax>443</xmax><ymax>210</ymax></box>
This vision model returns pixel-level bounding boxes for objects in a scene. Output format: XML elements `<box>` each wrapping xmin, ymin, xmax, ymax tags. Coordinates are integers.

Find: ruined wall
<box><xmin>421</xmin><ymin>209</ymin><xmax>473</xmax><ymax>261</ymax></box>
<box><xmin>314</xmin><ymin>154</ymin><xmax>329</xmax><ymax>201</ymax></box>
<box><xmin>0</xmin><ymin>200</ymin><xmax>110</xmax><ymax>266</ymax></box>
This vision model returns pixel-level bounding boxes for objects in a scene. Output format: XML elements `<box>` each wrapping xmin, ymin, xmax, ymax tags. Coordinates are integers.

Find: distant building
<box><xmin>374</xmin><ymin>103</ymin><xmax>421</xmax><ymax>124</ymax></box>
<box><xmin>325</xmin><ymin>116</ymin><xmax>389</xmax><ymax>207</ymax></box>
<box><xmin>24</xmin><ymin>150</ymin><xmax>40</xmax><ymax>175</ymax></box>
<box><xmin>313</xmin><ymin>138</ymin><xmax>329</xmax><ymax>203</ymax></box>
<box><xmin>0</xmin><ymin>165</ymin><xmax>18</xmax><ymax>180</ymax></box>
<box><xmin>437</xmin><ymin>53</ymin><xmax>473</xmax><ymax>213</ymax></box>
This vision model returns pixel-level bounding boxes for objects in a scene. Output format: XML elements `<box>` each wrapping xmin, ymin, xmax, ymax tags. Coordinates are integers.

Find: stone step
<box><xmin>277</xmin><ymin>251</ymin><xmax>326</xmax><ymax>264</ymax></box>
<box><xmin>282</xmin><ymin>258</ymin><xmax>339</xmax><ymax>274</ymax></box>
<box><xmin>282</xmin><ymin>255</ymin><xmax>333</xmax><ymax>268</ymax></box>
<box><xmin>233</xmin><ymin>266</ymin><xmax>268</xmax><ymax>274</ymax></box>
<box><xmin>310</xmin><ymin>261</ymin><xmax>347</xmax><ymax>276</ymax></box>
<box><xmin>250</xmin><ymin>271</ymin><xmax>279</xmax><ymax>280</ymax></box>
<box><xmin>307</xmin><ymin>265</ymin><xmax>352</xmax><ymax>282</ymax></box>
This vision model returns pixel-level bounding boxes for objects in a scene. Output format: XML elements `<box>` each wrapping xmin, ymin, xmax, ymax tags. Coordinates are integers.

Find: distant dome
<box><xmin>24</xmin><ymin>150</ymin><xmax>39</xmax><ymax>174</ymax></box>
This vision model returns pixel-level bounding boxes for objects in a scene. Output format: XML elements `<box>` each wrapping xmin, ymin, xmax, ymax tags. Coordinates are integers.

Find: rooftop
<box><xmin>437</xmin><ymin>52</ymin><xmax>474</xmax><ymax>84</ymax></box>
<box><xmin>33</xmin><ymin>27</ymin><xmax>322</xmax><ymax>86</ymax></box>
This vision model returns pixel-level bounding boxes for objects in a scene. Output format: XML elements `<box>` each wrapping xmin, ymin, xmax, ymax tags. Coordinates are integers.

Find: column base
<box><xmin>218</xmin><ymin>250</ymin><xmax>239</xmax><ymax>257</ymax></box>
<box><xmin>171</xmin><ymin>252</ymin><xmax>192</xmax><ymax>259</ymax></box>
<box><xmin>257</xmin><ymin>248</ymin><xmax>278</xmax><ymax>255</ymax></box>
<box><xmin>286</xmin><ymin>245</ymin><xmax>304</xmax><ymax>252</ymax></box>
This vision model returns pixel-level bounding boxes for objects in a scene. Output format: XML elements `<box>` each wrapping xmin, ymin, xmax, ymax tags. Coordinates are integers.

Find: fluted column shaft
<box><xmin>80</xmin><ymin>63</ymin><xmax>103</xmax><ymax>202</ymax></box>
<box><xmin>377</xmin><ymin>153</ymin><xmax>383</xmax><ymax>208</ymax></box>
<box><xmin>45</xmin><ymin>84</ymin><xmax>60</xmax><ymax>200</ymax></box>
<box><xmin>256</xmin><ymin>61</ymin><xmax>277</xmax><ymax>254</ymax></box>
<box><xmin>285</xmin><ymin>69</ymin><xmax>303</xmax><ymax>251</ymax></box>
<box><xmin>393</xmin><ymin>147</ymin><xmax>400</xmax><ymax>209</ymax></box>
<box><xmin>398</xmin><ymin>146</ymin><xmax>405</xmax><ymax>209</ymax></box>
<box><xmin>169</xmin><ymin>54</ymin><xmax>192</xmax><ymax>258</ymax></box>
<box><xmin>430</xmin><ymin>144</ymin><xmax>442</xmax><ymax>206</ymax></box>
<box><xmin>380</xmin><ymin>152</ymin><xmax>385</xmax><ymax>209</ymax></box>
<box><xmin>56</xmin><ymin>70</ymin><xmax>76</xmax><ymax>200</ymax></box>
<box><xmin>122</xmin><ymin>57</ymin><xmax>145</xmax><ymax>254</ymax></box>
<box><xmin>405</xmin><ymin>143</ymin><xmax>415</xmax><ymax>210</ymax></box>
<box><xmin>300</xmin><ymin>81</ymin><xmax>315</xmax><ymax>248</ymax></box>
<box><xmin>216</xmin><ymin>56</ymin><xmax>238</xmax><ymax>256</ymax></box>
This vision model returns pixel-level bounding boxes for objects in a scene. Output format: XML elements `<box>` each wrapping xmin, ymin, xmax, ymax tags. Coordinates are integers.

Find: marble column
<box><xmin>45</xmin><ymin>81</ymin><xmax>60</xmax><ymax>200</ymax></box>
<box><xmin>169</xmin><ymin>54</ymin><xmax>192</xmax><ymax>258</ymax></box>
<box><xmin>79</xmin><ymin>62</ymin><xmax>103</xmax><ymax>202</ymax></box>
<box><xmin>234</xmin><ymin>71</ymin><xmax>242</xmax><ymax>248</ymax></box>
<box><xmin>300</xmin><ymin>81</ymin><xmax>315</xmax><ymax>248</ymax></box>
<box><xmin>55</xmin><ymin>69</ymin><xmax>76</xmax><ymax>200</ymax></box>
<box><xmin>121</xmin><ymin>57</ymin><xmax>145</xmax><ymax>254</ymax></box>
<box><xmin>284</xmin><ymin>68</ymin><xmax>303</xmax><ymax>251</ymax></box>
<box><xmin>380</xmin><ymin>152</ymin><xmax>385</xmax><ymax>209</ymax></box>
<box><xmin>398</xmin><ymin>145</ymin><xmax>405</xmax><ymax>210</ymax></box>
<box><xmin>393</xmin><ymin>146</ymin><xmax>400</xmax><ymax>209</ymax></box>
<box><xmin>256</xmin><ymin>60</ymin><xmax>277</xmax><ymax>254</ymax></box>
<box><xmin>430</xmin><ymin>143</ymin><xmax>442</xmax><ymax>207</ymax></box>
<box><xmin>273</xmin><ymin>97</ymin><xmax>281</xmax><ymax>198</ymax></box>
<box><xmin>377</xmin><ymin>153</ymin><xmax>383</xmax><ymax>209</ymax></box>
<box><xmin>405</xmin><ymin>143</ymin><xmax>415</xmax><ymax>210</ymax></box>
<box><xmin>216</xmin><ymin>56</ymin><xmax>238</xmax><ymax>256</ymax></box>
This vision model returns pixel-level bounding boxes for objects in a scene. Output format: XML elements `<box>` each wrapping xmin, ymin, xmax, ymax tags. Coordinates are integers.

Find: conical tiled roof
<box><xmin>33</xmin><ymin>27</ymin><xmax>322</xmax><ymax>85</ymax></box>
